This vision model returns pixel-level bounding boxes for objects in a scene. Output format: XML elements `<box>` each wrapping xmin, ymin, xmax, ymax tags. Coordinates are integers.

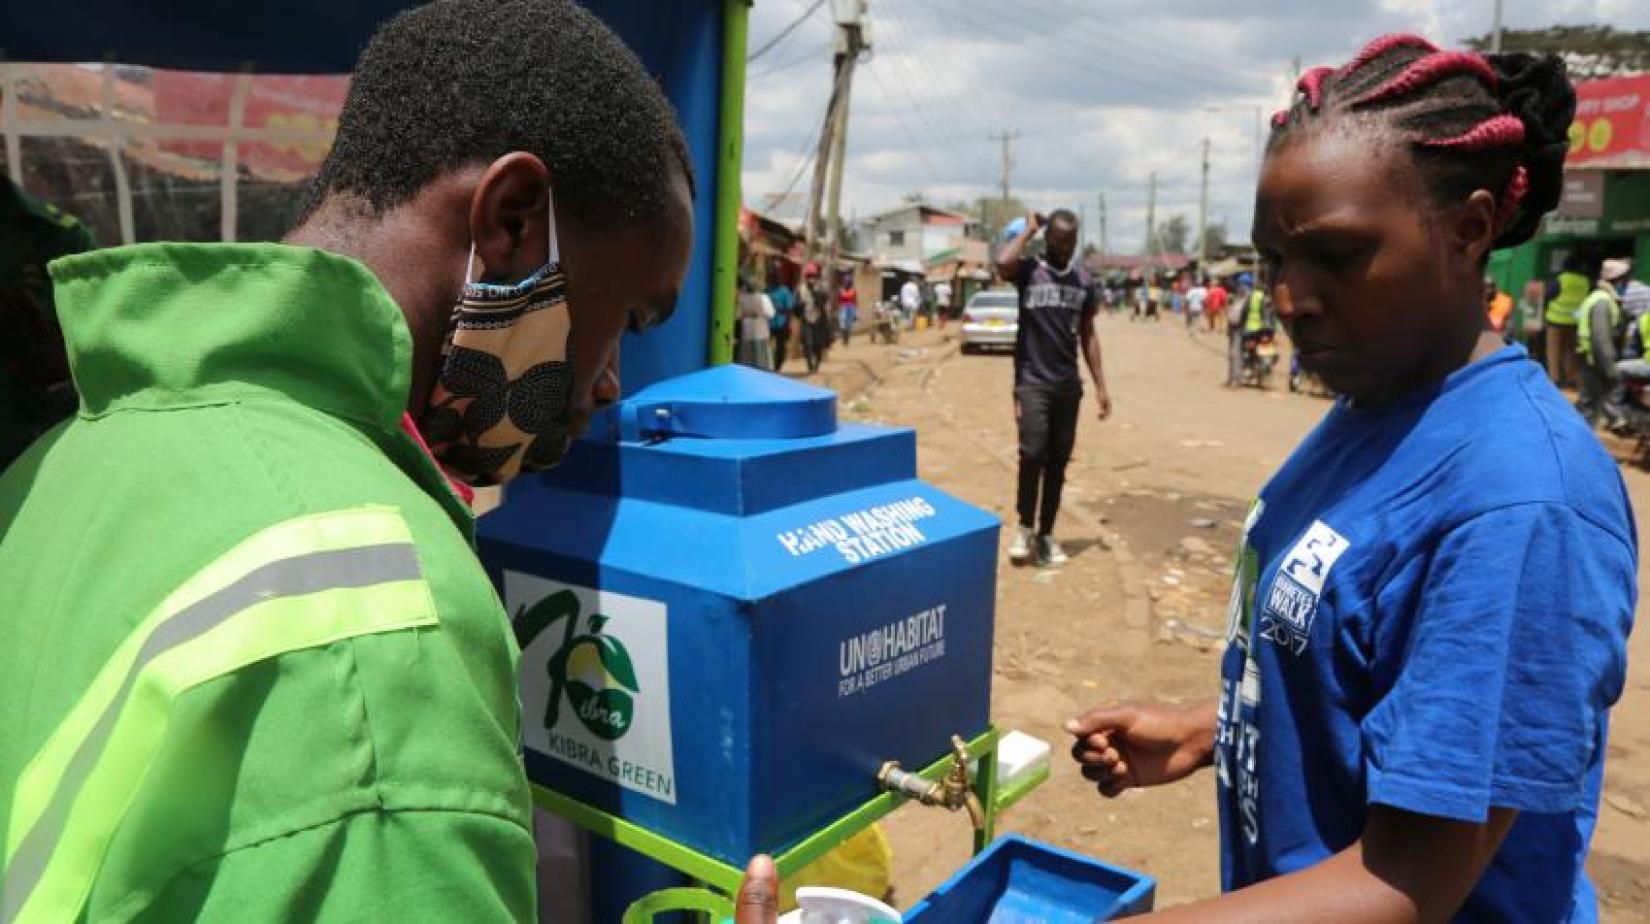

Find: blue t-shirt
<box><xmin>767</xmin><ymin>285</ymin><xmax>795</xmax><ymax>331</ymax></box>
<box><xmin>1215</xmin><ymin>346</ymin><xmax>1636</xmax><ymax>922</ymax></box>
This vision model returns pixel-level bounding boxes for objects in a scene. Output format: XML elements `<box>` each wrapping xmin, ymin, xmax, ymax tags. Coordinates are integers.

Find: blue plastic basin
<box><xmin>903</xmin><ymin>834</ymin><xmax>1156</xmax><ymax>923</ymax></box>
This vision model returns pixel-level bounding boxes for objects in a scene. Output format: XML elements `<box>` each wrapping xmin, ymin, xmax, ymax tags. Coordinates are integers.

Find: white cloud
<box><xmin>741</xmin><ymin>0</ymin><xmax>1650</xmax><ymax>251</ymax></box>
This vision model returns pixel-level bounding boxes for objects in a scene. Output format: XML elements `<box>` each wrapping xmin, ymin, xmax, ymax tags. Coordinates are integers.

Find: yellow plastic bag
<box><xmin>779</xmin><ymin>824</ymin><xmax>894</xmax><ymax>912</ymax></box>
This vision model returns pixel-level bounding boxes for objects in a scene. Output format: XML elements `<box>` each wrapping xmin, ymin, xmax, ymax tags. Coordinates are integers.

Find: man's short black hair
<box><xmin>302</xmin><ymin>0</ymin><xmax>694</xmax><ymax>229</ymax></box>
<box><xmin>1048</xmin><ymin>208</ymin><xmax>1078</xmax><ymax>229</ymax></box>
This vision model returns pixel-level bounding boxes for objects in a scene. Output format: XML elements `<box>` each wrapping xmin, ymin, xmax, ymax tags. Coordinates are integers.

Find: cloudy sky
<box><xmin>741</xmin><ymin>0</ymin><xmax>1649</xmax><ymax>253</ymax></box>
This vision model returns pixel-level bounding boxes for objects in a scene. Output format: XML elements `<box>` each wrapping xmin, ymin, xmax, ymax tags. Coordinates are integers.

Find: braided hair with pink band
<box><xmin>1269</xmin><ymin>34</ymin><xmax>1575</xmax><ymax>251</ymax></box>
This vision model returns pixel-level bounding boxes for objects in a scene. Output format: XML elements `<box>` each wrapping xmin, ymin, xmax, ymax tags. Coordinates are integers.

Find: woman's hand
<box><xmin>1067</xmin><ymin>700</ymin><xmax>1218</xmax><ymax>797</ymax></box>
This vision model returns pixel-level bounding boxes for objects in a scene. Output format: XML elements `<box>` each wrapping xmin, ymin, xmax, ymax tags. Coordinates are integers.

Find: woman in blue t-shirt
<box><xmin>1067</xmin><ymin>35</ymin><xmax>1635</xmax><ymax>923</ymax></box>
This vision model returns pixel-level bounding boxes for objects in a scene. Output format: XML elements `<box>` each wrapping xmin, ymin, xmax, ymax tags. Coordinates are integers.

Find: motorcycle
<box><xmin>1616</xmin><ymin>364</ymin><xmax>1650</xmax><ymax>448</ymax></box>
<box><xmin>1241</xmin><ymin>329</ymin><xmax>1278</xmax><ymax>387</ymax></box>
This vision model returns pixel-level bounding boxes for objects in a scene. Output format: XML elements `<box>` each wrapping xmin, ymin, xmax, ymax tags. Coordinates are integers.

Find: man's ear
<box><xmin>469</xmin><ymin>152</ymin><xmax>551</xmax><ymax>283</ymax></box>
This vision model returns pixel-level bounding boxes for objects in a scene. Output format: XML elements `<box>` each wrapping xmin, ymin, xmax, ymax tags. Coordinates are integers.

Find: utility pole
<box><xmin>1491</xmin><ymin>0</ymin><xmax>1504</xmax><ymax>52</ymax></box>
<box><xmin>802</xmin><ymin>0</ymin><xmax>869</xmax><ymax>321</ymax></box>
<box><xmin>1197</xmin><ymin>136</ymin><xmax>1210</xmax><ymax>270</ymax></box>
<box><xmin>1097</xmin><ymin>190</ymin><xmax>1108</xmax><ymax>257</ymax></box>
<box><xmin>989</xmin><ymin>129</ymin><xmax>1019</xmax><ymax>232</ymax></box>
<box><xmin>821</xmin><ymin>24</ymin><xmax>863</xmax><ymax>266</ymax></box>
<box><xmin>1145</xmin><ymin>171</ymin><xmax>1157</xmax><ymax>259</ymax></box>
<box><xmin>802</xmin><ymin>67</ymin><xmax>843</xmax><ymax>260</ymax></box>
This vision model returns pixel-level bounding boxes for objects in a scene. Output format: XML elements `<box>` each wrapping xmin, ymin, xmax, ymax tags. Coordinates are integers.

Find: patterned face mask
<box><xmin>417</xmin><ymin>193</ymin><xmax>577</xmax><ymax>486</ymax></box>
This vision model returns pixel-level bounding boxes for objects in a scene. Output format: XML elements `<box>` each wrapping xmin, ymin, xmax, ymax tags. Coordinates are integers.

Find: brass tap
<box><xmin>876</xmin><ymin>734</ymin><xmax>985</xmax><ymax>831</ymax></box>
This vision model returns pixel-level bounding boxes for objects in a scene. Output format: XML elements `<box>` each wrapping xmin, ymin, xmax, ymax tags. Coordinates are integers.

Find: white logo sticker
<box><xmin>506</xmin><ymin>573</ymin><xmax>678</xmax><ymax>805</ymax></box>
<box><xmin>1262</xmin><ymin>520</ymin><xmax>1349</xmax><ymax>655</ymax></box>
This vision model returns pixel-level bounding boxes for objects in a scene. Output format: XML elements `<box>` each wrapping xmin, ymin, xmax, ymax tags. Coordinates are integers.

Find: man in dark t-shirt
<box><xmin>994</xmin><ymin>209</ymin><xmax>1111</xmax><ymax>565</ymax></box>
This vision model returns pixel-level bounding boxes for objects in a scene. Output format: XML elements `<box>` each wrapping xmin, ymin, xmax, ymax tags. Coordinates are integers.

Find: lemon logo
<box><xmin>1568</xmin><ymin>121</ymin><xmax>1586</xmax><ymax>154</ymax></box>
<box><xmin>1588</xmin><ymin>118</ymin><xmax>1613</xmax><ymax>154</ymax></box>
<box><xmin>515</xmin><ymin>590</ymin><xmax>639</xmax><ymax>741</ymax></box>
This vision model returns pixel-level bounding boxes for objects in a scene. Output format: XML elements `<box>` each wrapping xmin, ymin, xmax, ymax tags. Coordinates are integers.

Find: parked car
<box><xmin>959</xmin><ymin>290</ymin><xmax>1018</xmax><ymax>354</ymax></box>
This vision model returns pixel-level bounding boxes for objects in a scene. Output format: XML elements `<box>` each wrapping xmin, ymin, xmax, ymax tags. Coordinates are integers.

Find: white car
<box><xmin>959</xmin><ymin>290</ymin><xmax>1018</xmax><ymax>353</ymax></box>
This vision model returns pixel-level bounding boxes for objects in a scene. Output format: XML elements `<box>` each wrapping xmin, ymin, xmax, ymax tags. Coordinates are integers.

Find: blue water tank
<box><xmin>479</xmin><ymin>365</ymin><xmax>999</xmax><ymax>863</ymax></box>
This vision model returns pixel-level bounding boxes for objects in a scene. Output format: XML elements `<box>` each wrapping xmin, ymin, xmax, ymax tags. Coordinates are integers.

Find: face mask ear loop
<box><xmin>464</xmin><ymin>243</ymin><xmax>479</xmax><ymax>286</ymax></box>
<box><xmin>545</xmin><ymin>186</ymin><xmax>561</xmax><ymax>266</ymax></box>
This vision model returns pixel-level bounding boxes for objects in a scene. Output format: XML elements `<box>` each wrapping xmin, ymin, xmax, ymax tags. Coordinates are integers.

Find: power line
<box><xmin>1021</xmin><ymin>0</ymin><xmax>1264</xmax><ymax>91</ymax></box>
<box><xmin>864</xmin><ymin>66</ymin><xmax>945</xmax><ymax>184</ymax></box>
<box><xmin>869</xmin><ymin>13</ymin><xmax>972</xmax><ymax>156</ymax></box>
<box><xmin>870</xmin><ymin>3</ymin><xmax>998</xmax><ymax>177</ymax></box>
<box><xmin>748</xmin><ymin>0</ymin><xmax>828</xmax><ymax>63</ymax></box>
<box><xmin>905</xmin><ymin>0</ymin><xmax>1259</xmax><ymax>110</ymax></box>
<box><xmin>763</xmin><ymin>90</ymin><xmax>836</xmax><ymax>207</ymax></box>
<box><xmin>749</xmin><ymin>37</ymin><xmax>830</xmax><ymax>81</ymax></box>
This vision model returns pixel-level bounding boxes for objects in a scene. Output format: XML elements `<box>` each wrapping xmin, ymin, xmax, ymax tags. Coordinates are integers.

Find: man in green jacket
<box><xmin>0</xmin><ymin>1</ymin><xmax>696</xmax><ymax>920</ymax></box>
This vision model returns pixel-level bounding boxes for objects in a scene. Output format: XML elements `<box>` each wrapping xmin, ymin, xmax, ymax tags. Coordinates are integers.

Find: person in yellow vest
<box><xmin>1544</xmin><ymin>253</ymin><xmax>1591</xmax><ymax>387</ymax></box>
<box><xmin>1575</xmin><ymin>258</ymin><xmax>1630</xmax><ymax>429</ymax></box>
<box><xmin>1615</xmin><ymin>309</ymin><xmax>1650</xmax><ymax>381</ymax></box>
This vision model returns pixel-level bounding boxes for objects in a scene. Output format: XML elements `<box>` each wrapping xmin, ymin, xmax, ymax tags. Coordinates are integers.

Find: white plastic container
<box><xmin>779</xmin><ymin>886</ymin><xmax>902</xmax><ymax>924</ymax></box>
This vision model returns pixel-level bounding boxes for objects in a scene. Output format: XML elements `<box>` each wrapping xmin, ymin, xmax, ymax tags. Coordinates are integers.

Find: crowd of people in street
<box><xmin>735</xmin><ymin>266</ymin><xmax>836</xmax><ymax>373</ymax></box>
<box><xmin>732</xmin><ymin>263</ymin><xmax>958</xmax><ymax>374</ymax></box>
<box><xmin>1105</xmin><ymin>247</ymin><xmax>1650</xmax><ymax>448</ymax></box>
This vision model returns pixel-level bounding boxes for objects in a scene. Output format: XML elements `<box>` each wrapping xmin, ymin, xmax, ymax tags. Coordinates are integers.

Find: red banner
<box><xmin>152</xmin><ymin>70</ymin><xmax>349</xmax><ymax>180</ymax></box>
<box><xmin>1568</xmin><ymin>73</ymin><xmax>1650</xmax><ymax>169</ymax></box>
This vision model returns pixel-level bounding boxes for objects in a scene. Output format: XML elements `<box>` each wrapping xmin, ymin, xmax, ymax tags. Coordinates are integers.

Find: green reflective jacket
<box><xmin>1546</xmin><ymin>270</ymin><xmax>1590</xmax><ymax>326</ymax></box>
<box><xmin>1576</xmin><ymin>285</ymin><xmax>1621</xmax><ymax>365</ymax></box>
<box><xmin>0</xmin><ymin>244</ymin><xmax>534</xmax><ymax>923</ymax></box>
<box><xmin>1243</xmin><ymin>289</ymin><xmax>1268</xmax><ymax>333</ymax></box>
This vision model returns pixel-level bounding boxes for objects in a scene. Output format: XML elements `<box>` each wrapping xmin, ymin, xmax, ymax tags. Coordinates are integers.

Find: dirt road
<box><xmin>806</xmin><ymin>314</ymin><xmax>1650</xmax><ymax>919</ymax></box>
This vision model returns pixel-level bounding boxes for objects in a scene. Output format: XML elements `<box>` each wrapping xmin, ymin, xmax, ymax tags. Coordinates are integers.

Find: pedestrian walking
<box><xmin>838</xmin><ymin>277</ymin><xmax>858</xmax><ymax>345</ymax></box>
<box><xmin>1205</xmin><ymin>277</ymin><xmax>1229</xmax><ymax>333</ymax></box>
<box><xmin>1186</xmin><ymin>278</ymin><xmax>1208</xmax><ymax>333</ymax></box>
<box><xmin>799</xmin><ymin>267</ymin><xmax>827</xmax><ymax>373</ymax></box>
<box><xmin>899</xmin><ymin>275</ymin><xmax>921</xmax><ymax>331</ymax></box>
<box><xmin>767</xmin><ymin>274</ymin><xmax>795</xmax><ymax>371</ymax></box>
<box><xmin>1070</xmin><ymin>36</ymin><xmax>1632</xmax><ymax>923</ymax></box>
<box><xmin>737</xmin><ymin>275</ymin><xmax>775</xmax><ymax>370</ymax></box>
<box><xmin>994</xmin><ymin>209</ymin><xmax>1111</xmax><ymax>567</ymax></box>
